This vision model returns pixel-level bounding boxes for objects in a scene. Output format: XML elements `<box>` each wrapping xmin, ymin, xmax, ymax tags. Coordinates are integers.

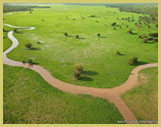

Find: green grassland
<box><xmin>3</xmin><ymin>65</ymin><xmax>123</xmax><ymax>124</ymax></box>
<box><xmin>3</xmin><ymin>4</ymin><xmax>158</xmax><ymax>88</ymax></box>
<box><xmin>121</xmin><ymin>67</ymin><xmax>158</xmax><ymax>121</ymax></box>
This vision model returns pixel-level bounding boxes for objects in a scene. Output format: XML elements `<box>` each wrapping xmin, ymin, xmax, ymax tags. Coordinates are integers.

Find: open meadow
<box><xmin>3</xmin><ymin>3</ymin><xmax>158</xmax><ymax>124</ymax></box>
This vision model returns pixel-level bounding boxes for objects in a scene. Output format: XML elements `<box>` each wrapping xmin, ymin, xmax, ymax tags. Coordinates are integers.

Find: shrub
<box><xmin>128</xmin><ymin>57</ymin><xmax>138</xmax><ymax>65</ymax></box>
<box><xmin>76</xmin><ymin>35</ymin><xmax>79</xmax><ymax>39</ymax></box>
<box><xmin>112</xmin><ymin>22</ymin><xmax>116</xmax><ymax>26</ymax></box>
<box><xmin>27</xmin><ymin>59</ymin><xmax>33</xmax><ymax>65</ymax></box>
<box><xmin>149</xmin><ymin>33</ymin><xmax>158</xmax><ymax>37</ymax></box>
<box><xmin>127</xmin><ymin>29</ymin><xmax>133</xmax><ymax>34</ymax></box>
<box><xmin>97</xmin><ymin>33</ymin><xmax>101</xmax><ymax>37</ymax></box>
<box><xmin>22</xmin><ymin>60</ymin><xmax>26</xmax><ymax>64</ymax></box>
<box><xmin>148</xmin><ymin>38</ymin><xmax>153</xmax><ymax>41</ymax></box>
<box><xmin>116</xmin><ymin>51</ymin><xmax>121</xmax><ymax>55</ymax></box>
<box><xmin>143</xmin><ymin>39</ymin><xmax>148</xmax><ymax>43</ymax></box>
<box><xmin>25</xmin><ymin>43</ymin><xmax>32</xmax><ymax>49</ymax></box>
<box><xmin>154</xmin><ymin>39</ymin><xmax>158</xmax><ymax>43</ymax></box>
<box><xmin>73</xmin><ymin>71</ymin><xmax>81</xmax><ymax>80</ymax></box>
<box><xmin>64</xmin><ymin>32</ymin><xmax>68</xmax><ymax>36</ymax></box>
<box><xmin>74</xmin><ymin>63</ymin><xmax>83</xmax><ymax>72</ymax></box>
<box><xmin>37</xmin><ymin>41</ymin><xmax>41</xmax><ymax>44</ymax></box>
<box><xmin>3</xmin><ymin>28</ymin><xmax>8</xmax><ymax>32</ymax></box>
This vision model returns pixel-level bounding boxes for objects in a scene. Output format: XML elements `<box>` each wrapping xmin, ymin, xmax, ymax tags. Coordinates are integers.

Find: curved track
<box><xmin>3</xmin><ymin>24</ymin><xmax>158</xmax><ymax>123</ymax></box>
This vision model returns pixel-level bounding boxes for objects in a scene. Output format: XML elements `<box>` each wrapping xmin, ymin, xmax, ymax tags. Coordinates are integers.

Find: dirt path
<box><xmin>3</xmin><ymin>24</ymin><xmax>158</xmax><ymax>123</ymax></box>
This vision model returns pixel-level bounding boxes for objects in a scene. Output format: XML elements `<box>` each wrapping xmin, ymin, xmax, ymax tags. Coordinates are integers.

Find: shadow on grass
<box><xmin>77</xmin><ymin>37</ymin><xmax>85</xmax><ymax>40</ymax></box>
<box><xmin>131</xmin><ymin>61</ymin><xmax>148</xmax><ymax>66</ymax></box>
<box><xmin>117</xmin><ymin>53</ymin><xmax>125</xmax><ymax>56</ymax></box>
<box><xmin>30</xmin><ymin>48</ymin><xmax>41</xmax><ymax>50</ymax></box>
<box><xmin>79</xmin><ymin>76</ymin><xmax>93</xmax><ymax>81</ymax></box>
<box><xmin>82</xmin><ymin>71</ymin><xmax>98</xmax><ymax>75</ymax></box>
<box><xmin>100</xmin><ymin>36</ymin><xmax>107</xmax><ymax>38</ymax></box>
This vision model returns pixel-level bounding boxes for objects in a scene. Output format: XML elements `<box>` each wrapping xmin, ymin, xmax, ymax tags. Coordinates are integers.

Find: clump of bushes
<box><xmin>149</xmin><ymin>33</ymin><xmax>158</xmax><ymax>37</ymax></box>
<box><xmin>97</xmin><ymin>33</ymin><xmax>101</xmax><ymax>37</ymax></box>
<box><xmin>25</xmin><ymin>43</ymin><xmax>32</xmax><ymax>49</ymax></box>
<box><xmin>73</xmin><ymin>63</ymin><xmax>83</xmax><ymax>80</ymax></box>
<box><xmin>128</xmin><ymin>57</ymin><xmax>138</xmax><ymax>65</ymax></box>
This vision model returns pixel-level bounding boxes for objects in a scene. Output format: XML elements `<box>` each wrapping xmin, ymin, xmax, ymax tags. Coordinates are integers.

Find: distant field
<box><xmin>122</xmin><ymin>67</ymin><xmax>158</xmax><ymax>121</ymax></box>
<box><xmin>3</xmin><ymin>4</ymin><xmax>158</xmax><ymax>88</ymax></box>
<box><xmin>3</xmin><ymin>65</ymin><xmax>123</xmax><ymax>124</ymax></box>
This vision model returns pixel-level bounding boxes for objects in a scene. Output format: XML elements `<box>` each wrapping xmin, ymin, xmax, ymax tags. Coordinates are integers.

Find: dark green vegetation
<box><xmin>122</xmin><ymin>67</ymin><xmax>158</xmax><ymax>121</ymax></box>
<box><xmin>3</xmin><ymin>65</ymin><xmax>123</xmax><ymax>123</ymax></box>
<box><xmin>3</xmin><ymin>3</ymin><xmax>50</xmax><ymax>13</ymax></box>
<box><xmin>3</xmin><ymin>4</ymin><xmax>158</xmax><ymax>88</ymax></box>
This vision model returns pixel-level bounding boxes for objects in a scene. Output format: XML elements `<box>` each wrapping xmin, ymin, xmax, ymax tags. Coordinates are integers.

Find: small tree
<box><xmin>112</xmin><ymin>22</ymin><xmax>116</xmax><ymax>26</ymax></box>
<box><xmin>64</xmin><ymin>32</ymin><xmax>68</xmax><ymax>36</ymax></box>
<box><xmin>25</xmin><ymin>43</ymin><xmax>32</xmax><ymax>49</ymax></box>
<box><xmin>73</xmin><ymin>63</ymin><xmax>83</xmax><ymax>80</ymax></box>
<box><xmin>116</xmin><ymin>51</ymin><xmax>121</xmax><ymax>55</ymax></box>
<box><xmin>97</xmin><ymin>33</ymin><xmax>101</xmax><ymax>37</ymax></box>
<box><xmin>76</xmin><ymin>35</ymin><xmax>79</xmax><ymax>39</ymax></box>
<box><xmin>128</xmin><ymin>57</ymin><xmax>138</xmax><ymax>65</ymax></box>
<box><xmin>127</xmin><ymin>29</ymin><xmax>133</xmax><ymax>34</ymax></box>
<box><xmin>27</xmin><ymin>59</ymin><xmax>33</xmax><ymax>65</ymax></box>
<box><xmin>73</xmin><ymin>71</ymin><xmax>81</xmax><ymax>80</ymax></box>
<box><xmin>74</xmin><ymin>63</ymin><xmax>83</xmax><ymax>73</ymax></box>
<box><xmin>143</xmin><ymin>38</ymin><xmax>148</xmax><ymax>43</ymax></box>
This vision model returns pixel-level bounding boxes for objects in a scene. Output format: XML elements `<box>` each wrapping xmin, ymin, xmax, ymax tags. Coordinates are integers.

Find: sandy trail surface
<box><xmin>3</xmin><ymin>24</ymin><xmax>158</xmax><ymax>123</ymax></box>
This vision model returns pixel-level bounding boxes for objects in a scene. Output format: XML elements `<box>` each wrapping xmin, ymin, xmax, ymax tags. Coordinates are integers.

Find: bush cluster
<box><xmin>73</xmin><ymin>64</ymin><xmax>83</xmax><ymax>80</ymax></box>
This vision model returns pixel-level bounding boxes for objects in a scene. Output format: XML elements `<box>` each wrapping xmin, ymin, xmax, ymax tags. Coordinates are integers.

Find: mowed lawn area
<box><xmin>3</xmin><ymin>65</ymin><xmax>123</xmax><ymax>124</ymax></box>
<box><xmin>122</xmin><ymin>67</ymin><xmax>158</xmax><ymax>121</ymax></box>
<box><xmin>3</xmin><ymin>4</ymin><xmax>158</xmax><ymax>88</ymax></box>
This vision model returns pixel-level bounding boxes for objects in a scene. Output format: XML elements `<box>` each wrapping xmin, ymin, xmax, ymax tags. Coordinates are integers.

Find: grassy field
<box><xmin>121</xmin><ymin>67</ymin><xmax>158</xmax><ymax>121</ymax></box>
<box><xmin>3</xmin><ymin>4</ymin><xmax>158</xmax><ymax>88</ymax></box>
<box><xmin>3</xmin><ymin>65</ymin><xmax>123</xmax><ymax>124</ymax></box>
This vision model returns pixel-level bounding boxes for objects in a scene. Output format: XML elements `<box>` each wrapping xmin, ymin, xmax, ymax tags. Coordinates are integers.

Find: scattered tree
<box><xmin>128</xmin><ymin>57</ymin><xmax>138</xmax><ymax>65</ymax></box>
<box><xmin>25</xmin><ymin>43</ymin><xmax>32</xmax><ymax>49</ymax></box>
<box><xmin>97</xmin><ymin>33</ymin><xmax>101</xmax><ymax>37</ymax></box>
<box><xmin>27</xmin><ymin>59</ymin><xmax>33</xmax><ymax>65</ymax></box>
<box><xmin>76</xmin><ymin>35</ymin><xmax>79</xmax><ymax>39</ymax></box>
<box><xmin>74</xmin><ymin>63</ymin><xmax>83</xmax><ymax>73</ymax></box>
<box><xmin>143</xmin><ymin>38</ymin><xmax>148</xmax><ymax>43</ymax></box>
<box><xmin>64</xmin><ymin>32</ymin><xmax>68</xmax><ymax>37</ymax></box>
<box><xmin>116</xmin><ymin>51</ymin><xmax>121</xmax><ymax>55</ymax></box>
<box><xmin>73</xmin><ymin>63</ymin><xmax>83</xmax><ymax>80</ymax></box>
<box><xmin>112</xmin><ymin>22</ymin><xmax>116</xmax><ymax>26</ymax></box>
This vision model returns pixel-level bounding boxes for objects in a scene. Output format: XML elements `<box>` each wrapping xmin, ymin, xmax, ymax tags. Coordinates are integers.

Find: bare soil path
<box><xmin>3</xmin><ymin>24</ymin><xmax>158</xmax><ymax>123</ymax></box>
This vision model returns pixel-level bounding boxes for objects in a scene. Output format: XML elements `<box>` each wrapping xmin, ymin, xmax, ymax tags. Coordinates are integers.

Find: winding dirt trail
<box><xmin>3</xmin><ymin>24</ymin><xmax>158</xmax><ymax>123</ymax></box>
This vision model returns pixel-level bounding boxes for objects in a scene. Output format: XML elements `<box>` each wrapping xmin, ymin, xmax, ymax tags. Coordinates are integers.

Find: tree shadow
<box><xmin>117</xmin><ymin>53</ymin><xmax>125</xmax><ymax>56</ymax></box>
<box><xmin>66</xmin><ymin>35</ymin><xmax>73</xmax><ymax>37</ymax></box>
<box><xmin>79</xmin><ymin>76</ymin><xmax>93</xmax><ymax>81</ymax></box>
<box><xmin>131</xmin><ymin>33</ymin><xmax>138</xmax><ymax>35</ymax></box>
<box><xmin>82</xmin><ymin>71</ymin><xmax>98</xmax><ymax>75</ymax></box>
<box><xmin>100</xmin><ymin>36</ymin><xmax>107</xmax><ymax>38</ymax></box>
<box><xmin>32</xmin><ymin>62</ymin><xmax>39</xmax><ymax>65</ymax></box>
<box><xmin>146</xmin><ymin>42</ymin><xmax>155</xmax><ymax>44</ymax></box>
<box><xmin>131</xmin><ymin>61</ymin><xmax>148</xmax><ymax>66</ymax></box>
<box><xmin>77</xmin><ymin>37</ymin><xmax>85</xmax><ymax>40</ymax></box>
<box><xmin>30</xmin><ymin>47</ymin><xmax>41</xmax><ymax>50</ymax></box>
